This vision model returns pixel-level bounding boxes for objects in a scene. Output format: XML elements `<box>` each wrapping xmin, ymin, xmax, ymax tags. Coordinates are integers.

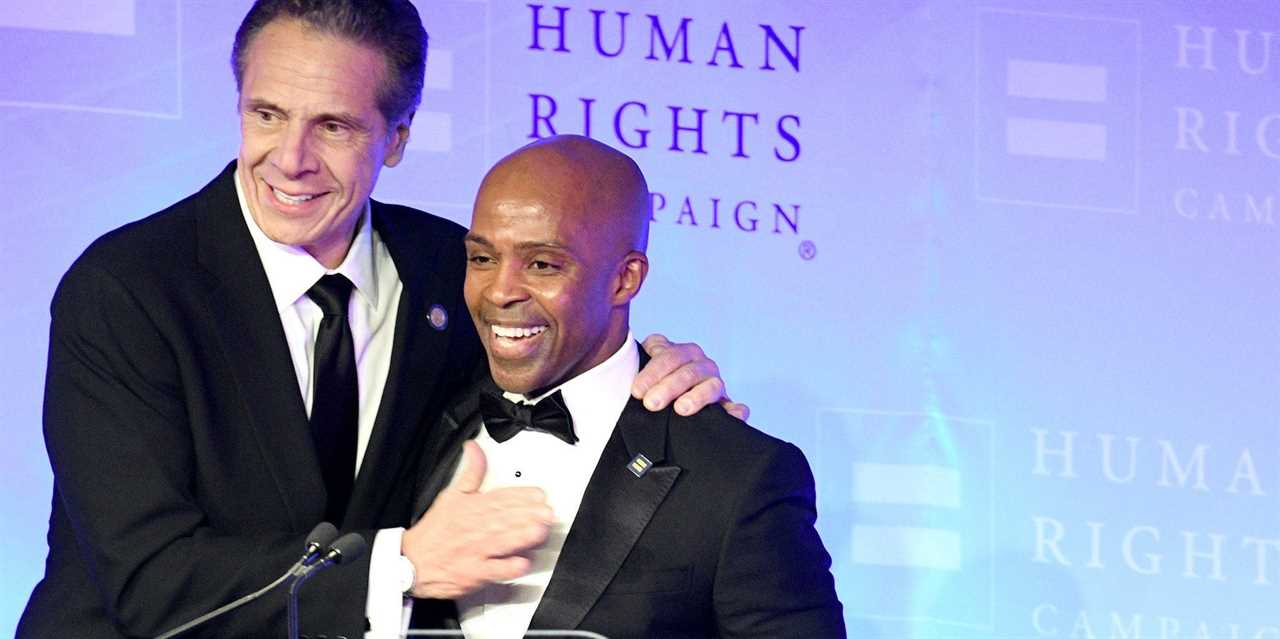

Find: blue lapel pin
<box><xmin>428</xmin><ymin>304</ymin><xmax>448</xmax><ymax>331</ymax></box>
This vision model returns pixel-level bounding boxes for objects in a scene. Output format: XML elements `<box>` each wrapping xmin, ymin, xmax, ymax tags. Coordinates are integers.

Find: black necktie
<box><xmin>479</xmin><ymin>390</ymin><xmax>578</xmax><ymax>445</ymax></box>
<box><xmin>307</xmin><ymin>274</ymin><xmax>357</xmax><ymax>524</ymax></box>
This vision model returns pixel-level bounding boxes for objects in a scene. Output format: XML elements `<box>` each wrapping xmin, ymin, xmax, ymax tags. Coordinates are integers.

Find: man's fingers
<box><xmin>473</xmin><ymin>500</ymin><xmax>555</xmax><ymax>533</ymax></box>
<box><xmin>412</xmin><ymin>555</ymin><xmax>533</xmax><ymax>599</ymax></box>
<box><xmin>451</xmin><ymin>516</ymin><xmax>548</xmax><ymax>563</ymax></box>
<box><xmin>721</xmin><ymin>399</ymin><xmax>750</xmax><ymax>422</ymax></box>
<box><xmin>404</xmin><ymin>483</ymin><xmax>553</xmax><ymax>599</ymax></box>
<box><xmin>475</xmin><ymin>485</ymin><xmax>548</xmax><ymax>502</ymax></box>
<box><xmin>634</xmin><ymin>342</ymin><xmax>711</xmax><ymax>408</ymax></box>
<box><xmin>640</xmin><ymin>358</ymin><xmax>720</xmax><ymax>413</ymax></box>
<box><xmin>639</xmin><ymin>333</ymin><xmax>673</xmax><ymax>356</ymax></box>
<box><xmin>481</xmin><ymin>555</ymin><xmax>534</xmax><ymax>583</ymax></box>
<box><xmin>412</xmin><ymin>486</ymin><xmax>551</xmax><ymax>549</ymax></box>
<box><xmin>447</xmin><ymin>440</ymin><xmax>487</xmax><ymax>493</ymax></box>
<box><xmin>672</xmin><ymin>376</ymin><xmax>725</xmax><ymax>416</ymax></box>
<box><xmin>484</xmin><ymin>521</ymin><xmax>552</xmax><ymax>557</ymax></box>
<box><xmin>637</xmin><ymin>337</ymin><xmax>744</xmax><ymax>417</ymax></box>
<box><xmin>456</xmin><ymin>555</ymin><xmax>532</xmax><ymax>589</ymax></box>
<box><xmin>632</xmin><ymin>333</ymin><xmax>681</xmax><ymax>400</ymax></box>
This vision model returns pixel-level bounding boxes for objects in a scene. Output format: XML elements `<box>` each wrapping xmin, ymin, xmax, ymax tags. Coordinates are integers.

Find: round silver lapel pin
<box><xmin>428</xmin><ymin>304</ymin><xmax>448</xmax><ymax>331</ymax></box>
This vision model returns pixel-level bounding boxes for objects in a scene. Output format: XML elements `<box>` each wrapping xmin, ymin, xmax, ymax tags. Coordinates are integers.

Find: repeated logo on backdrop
<box><xmin>976</xmin><ymin>7</ymin><xmax>1278</xmax><ymax>230</ymax></box>
<box><xmin>975</xmin><ymin>9</ymin><xmax>1140</xmax><ymax>214</ymax></box>
<box><xmin>817</xmin><ymin>410</ymin><xmax>996</xmax><ymax>632</ymax></box>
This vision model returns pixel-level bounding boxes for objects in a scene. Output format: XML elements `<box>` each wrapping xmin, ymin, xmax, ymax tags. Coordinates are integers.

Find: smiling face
<box><xmin>464</xmin><ymin>136</ymin><xmax>650</xmax><ymax>395</ymax></box>
<box><xmin>236</xmin><ymin>18</ymin><xmax>410</xmax><ymax>268</ymax></box>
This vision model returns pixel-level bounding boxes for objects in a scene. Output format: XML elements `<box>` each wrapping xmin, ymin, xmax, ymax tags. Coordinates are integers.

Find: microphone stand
<box><xmin>286</xmin><ymin>533</ymin><xmax>367</xmax><ymax>639</ymax></box>
<box><xmin>153</xmin><ymin>523</ymin><xmax>338</xmax><ymax>639</ymax></box>
<box><xmin>286</xmin><ymin>556</ymin><xmax>325</xmax><ymax>639</ymax></box>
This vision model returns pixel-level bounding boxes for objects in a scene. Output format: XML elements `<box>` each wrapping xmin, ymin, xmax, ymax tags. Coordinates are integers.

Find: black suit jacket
<box><xmin>18</xmin><ymin>163</ymin><xmax>483</xmax><ymax>638</ymax></box>
<box><xmin>414</xmin><ymin>365</ymin><xmax>846</xmax><ymax>638</ymax></box>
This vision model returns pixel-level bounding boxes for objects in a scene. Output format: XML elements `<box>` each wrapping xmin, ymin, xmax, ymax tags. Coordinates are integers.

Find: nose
<box><xmin>270</xmin><ymin>122</ymin><xmax>318</xmax><ymax>178</ymax></box>
<box><xmin>483</xmin><ymin>261</ymin><xmax>529</xmax><ymax>308</ymax></box>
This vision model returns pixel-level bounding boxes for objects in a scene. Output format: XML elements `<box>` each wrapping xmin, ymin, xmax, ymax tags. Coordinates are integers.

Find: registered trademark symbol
<box><xmin>798</xmin><ymin>240</ymin><xmax>816</xmax><ymax>261</ymax></box>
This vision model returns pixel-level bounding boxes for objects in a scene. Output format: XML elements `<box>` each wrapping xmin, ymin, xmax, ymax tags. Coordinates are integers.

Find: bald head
<box><xmin>478</xmin><ymin>135</ymin><xmax>651</xmax><ymax>256</ymax></box>
<box><xmin>463</xmin><ymin>136</ymin><xmax>653</xmax><ymax>394</ymax></box>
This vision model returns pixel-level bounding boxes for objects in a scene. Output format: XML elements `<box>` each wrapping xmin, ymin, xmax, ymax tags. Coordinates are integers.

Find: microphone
<box><xmin>287</xmin><ymin>533</ymin><xmax>368</xmax><ymax>639</ymax></box>
<box><xmin>311</xmin><ymin>532</ymin><xmax>367</xmax><ymax>569</ymax></box>
<box><xmin>297</xmin><ymin>522</ymin><xmax>340</xmax><ymax>570</ymax></box>
<box><xmin>154</xmin><ymin>522</ymin><xmax>341</xmax><ymax>639</ymax></box>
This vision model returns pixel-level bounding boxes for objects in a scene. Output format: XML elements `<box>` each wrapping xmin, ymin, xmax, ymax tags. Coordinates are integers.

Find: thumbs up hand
<box><xmin>401</xmin><ymin>441</ymin><xmax>553</xmax><ymax>599</ymax></box>
<box><xmin>448</xmin><ymin>439</ymin><xmax>489</xmax><ymax>493</ymax></box>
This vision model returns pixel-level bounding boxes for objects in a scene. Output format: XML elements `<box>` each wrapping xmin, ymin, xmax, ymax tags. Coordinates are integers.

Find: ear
<box><xmin>610</xmin><ymin>251</ymin><xmax>648</xmax><ymax>306</ymax></box>
<box><xmin>383</xmin><ymin>117</ymin><xmax>412</xmax><ymax>168</ymax></box>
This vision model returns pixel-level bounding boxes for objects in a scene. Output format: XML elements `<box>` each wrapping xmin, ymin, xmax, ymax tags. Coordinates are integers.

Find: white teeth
<box><xmin>273</xmin><ymin>187</ymin><xmax>317</xmax><ymax>204</ymax></box>
<box><xmin>492</xmin><ymin>325</ymin><xmax>547</xmax><ymax>339</ymax></box>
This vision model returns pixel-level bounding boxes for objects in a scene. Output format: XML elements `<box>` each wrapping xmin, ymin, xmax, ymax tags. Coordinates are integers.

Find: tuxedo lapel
<box><xmin>345</xmin><ymin>202</ymin><xmax>458</xmax><ymax>526</ymax></box>
<box><xmin>530</xmin><ymin>397</ymin><xmax>682</xmax><ymax>631</ymax></box>
<box><xmin>194</xmin><ymin>163</ymin><xmax>324</xmax><ymax>531</ymax></box>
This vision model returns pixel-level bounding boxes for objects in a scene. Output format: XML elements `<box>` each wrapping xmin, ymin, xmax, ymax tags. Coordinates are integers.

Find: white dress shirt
<box><xmin>234</xmin><ymin>174</ymin><xmax>409</xmax><ymax>632</ymax></box>
<box><xmin>457</xmin><ymin>335</ymin><xmax>640</xmax><ymax>639</ymax></box>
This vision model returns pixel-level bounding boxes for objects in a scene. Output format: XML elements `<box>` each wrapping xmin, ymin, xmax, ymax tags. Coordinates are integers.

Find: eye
<box><xmin>253</xmin><ymin>109</ymin><xmax>280</xmax><ymax>124</ymax></box>
<box><xmin>321</xmin><ymin>120</ymin><xmax>350</xmax><ymax>136</ymax></box>
<box><xmin>529</xmin><ymin>259</ymin><xmax>560</xmax><ymax>272</ymax></box>
<box><xmin>467</xmin><ymin>254</ymin><xmax>495</xmax><ymax>266</ymax></box>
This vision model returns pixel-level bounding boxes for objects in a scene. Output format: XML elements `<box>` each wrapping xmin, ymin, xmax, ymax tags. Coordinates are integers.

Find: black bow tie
<box><xmin>479</xmin><ymin>390</ymin><xmax>578</xmax><ymax>445</ymax></box>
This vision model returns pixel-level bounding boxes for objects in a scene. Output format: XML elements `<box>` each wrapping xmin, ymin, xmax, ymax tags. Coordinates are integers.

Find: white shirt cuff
<box><xmin>365</xmin><ymin>527</ymin><xmax>413</xmax><ymax>638</ymax></box>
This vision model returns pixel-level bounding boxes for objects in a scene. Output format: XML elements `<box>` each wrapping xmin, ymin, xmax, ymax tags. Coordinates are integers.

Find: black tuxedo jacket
<box><xmin>18</xmin><ymin>163</ymin><xmax>483</xmax><ymax>638</ymax></box>
<box><xmin>414</xmin><ymin>367</ymin><xmax>846</xmax><ymax>638</ymax></box>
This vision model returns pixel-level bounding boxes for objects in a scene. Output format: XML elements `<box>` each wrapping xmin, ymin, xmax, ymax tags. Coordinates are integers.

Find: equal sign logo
<box><xmin>815</xmin><ymin>410</ymin><xmax>995</xmax><ymax>631</ymax></box>
<box><xmin>975</xmin><ymin>9</ymin><xmax>1140</xmax><ymax>214</ymax></box>
<box><xmin>850</xmin><ymin>462</ymin><xmax>963</xmax><ymax>572</ymax></box>
<box><xmin>1004</xmin><ymin>60</ymin><xmax>1108</xmax><ymax>162</ymax></box>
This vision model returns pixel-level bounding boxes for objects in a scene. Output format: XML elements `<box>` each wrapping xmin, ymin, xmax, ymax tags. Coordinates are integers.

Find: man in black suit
<box><xmin>18</xmin><ymin>2</ymin><xmax>738</xmax><ymax>637</ymax></box>
<box><xmin>414</xmin><ymin>135</ymin><xmax>845</xmax><ymax>637</ymax></box>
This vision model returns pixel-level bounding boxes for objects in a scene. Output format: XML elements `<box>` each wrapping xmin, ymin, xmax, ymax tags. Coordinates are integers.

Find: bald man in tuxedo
<box><xmin>412</xmin><ymin>135</ymin><xmax>845</xmax><ymax>638</ymax></box>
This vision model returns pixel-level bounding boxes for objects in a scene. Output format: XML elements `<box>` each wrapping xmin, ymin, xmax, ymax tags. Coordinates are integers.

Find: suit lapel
<box><xmin>344</xmin><ymin>202</ymin><xmax>457</xmax><ymax>526</ymax></box>
<box><xmin>195</xmin><ymin>163</ymin><xmax>324</xmax><ymax>531</ymax></box>
<box><xmin>530</xmin><ymin>397</ymin><xmax>682</xmax><ymax>631</ymax></box>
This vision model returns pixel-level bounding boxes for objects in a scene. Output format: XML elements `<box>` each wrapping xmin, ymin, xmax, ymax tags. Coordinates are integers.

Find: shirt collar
<box><xmin>235</xmin><ymin>170</ymin><xmax>379</xmax><ymax>312</ymax></box>
<box><xmin>504</xmin><ymin>332</ymin><xmax>639</xmax><ymax>416</ymax></box>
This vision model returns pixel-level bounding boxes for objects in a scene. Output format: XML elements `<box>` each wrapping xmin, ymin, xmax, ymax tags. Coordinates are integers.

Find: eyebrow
<box><xmin>242</xmin><ymin>98</ymin><xmax>368</xmax><ymax>130</ymax></box>
<box><xmin>464</xmin><ymin>234</ymin><xmax>570</xmax><ymax>251</ymax></box>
